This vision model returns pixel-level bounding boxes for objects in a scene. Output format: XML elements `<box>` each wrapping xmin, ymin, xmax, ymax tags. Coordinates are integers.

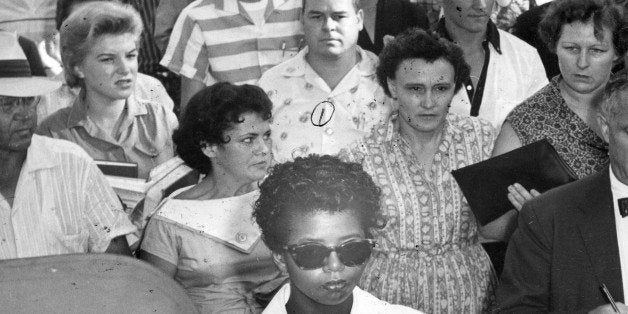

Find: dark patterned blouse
<box><xmin>506</xmin><ymin>76</ymin><xmax>609</xmax><ymax>179</ymax></box>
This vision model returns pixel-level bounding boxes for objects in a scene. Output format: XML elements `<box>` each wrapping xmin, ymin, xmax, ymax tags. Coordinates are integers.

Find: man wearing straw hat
<box><xmin>0</xmin><ymin>30</ymin><xmax>136</xmax><ymax>260</ymax></box>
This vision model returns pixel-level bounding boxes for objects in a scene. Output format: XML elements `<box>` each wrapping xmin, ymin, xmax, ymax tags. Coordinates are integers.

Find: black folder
<box><xmin>451</xmin><ymin>139</ymin><xmax>578</xmax><ymax>226</ymax></box>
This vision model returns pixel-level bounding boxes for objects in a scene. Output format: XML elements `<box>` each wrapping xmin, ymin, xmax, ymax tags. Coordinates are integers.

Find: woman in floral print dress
<box><xmin>341</xmin><ymin>29</ymin><xmax>497</xmax><ymax>313</ymax></box>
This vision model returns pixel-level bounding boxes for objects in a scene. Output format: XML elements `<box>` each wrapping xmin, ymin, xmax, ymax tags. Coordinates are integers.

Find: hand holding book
<box><xmin>507</xmin><ymin>183</ymin><xmax>541</xmax><ymax>211</ymax></box>
<box><xmin>451</xmin><ymin>139</ymin><xmax>578</xmax><ymax>226</ymax></box>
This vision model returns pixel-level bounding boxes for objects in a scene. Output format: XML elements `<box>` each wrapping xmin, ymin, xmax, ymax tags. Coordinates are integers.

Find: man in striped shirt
<box><xmin>160</xmin><ymin>0</ymin><xmax>304</xmax><ymax>114</ymax></box>
<box><xmin>0</xmin><ymin>31</ymin><xmax>136</xmax><ymax>259</ymax></box>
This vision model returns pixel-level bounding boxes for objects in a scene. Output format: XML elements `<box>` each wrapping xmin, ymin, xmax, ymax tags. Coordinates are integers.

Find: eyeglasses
<box><xmin>310</xmin><ymin>100</ymin><xmax>335</xmax><ymax>127</ymax></box>
<box><xmin>0</xmin><ymin>96</ymin><xmax>40</xmax><ymax>115</ymax></box>
<box><xmin>284</xmin><ymin>239</ymin><xmax>376</xmax><ymax>270</ymax></box>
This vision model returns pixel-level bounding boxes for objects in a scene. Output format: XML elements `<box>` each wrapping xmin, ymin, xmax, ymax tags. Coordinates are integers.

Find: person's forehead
<box><xmin>395</xmin><ymin>58</ymin><xmax>455</xmax><ymax>79</ymax></box>
<box><xmin>442</xmin><ymin>0</ymin><xmax>496</xmax><ymax>10</ymax></box>
<box><xmin>304</xmin><ymin>0</ymin><xmax>357</xmax><ymax>12</ymax></box>
<box><xmin>0</xmin><ymin>95</ymin><xmax>22</xmax><ymax>103</ymax></box>
<box><xmin>442</xmin><ymin>0</ymin><xmax>470</xmax><ymax>9</ymax></box>
<box><xmin>558</xmin><ymin>21</ymin><xmax>613</xmax><ymax>45</ymax></box>
<box><xmin>613</xmin><ymin>0</ymin><xmax>628</xmax><ymax>7</ymax></box>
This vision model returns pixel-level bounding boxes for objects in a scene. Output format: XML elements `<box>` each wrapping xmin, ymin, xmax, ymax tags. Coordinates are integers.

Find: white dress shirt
<box><xmin>262</xmin><ymin>284</ymin><xmax>422</xmax><ymax>314</ymax></box>
<box><xmin>0</xmin><ymin>135</ymin><xmax>136</xmax><ymax>259</ymax></box>
<box><xmin>449</xmin><ymin>29</ymin><xmax>548</xmax><ymax>131</ymax></box>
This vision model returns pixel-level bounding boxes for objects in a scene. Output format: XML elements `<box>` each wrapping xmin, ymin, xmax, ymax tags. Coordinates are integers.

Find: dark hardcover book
<box><xmin>95</xmin><ymin>160</ymin><xmax>139</xmax><ymax>178</ymax></box>
<box><xmin>451</xmin><ymin>139</ymin><xmax>578</xmax><ymax>226</ymax></box>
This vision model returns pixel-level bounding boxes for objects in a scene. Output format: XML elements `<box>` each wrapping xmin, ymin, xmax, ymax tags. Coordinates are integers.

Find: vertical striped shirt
<box><xmin>0</xmin><ymin>135</ymin><xmax>136</xmax><ymax>260</ymax></box>
<box><xmin>129</xmin><ymin>0</ymin><xmax>163</xmax><ymax>75</ymax></box>
<box><xmin>160</xmin><ymin>0</ymin><xmax>304</xmax><ymax>85</ymax></box>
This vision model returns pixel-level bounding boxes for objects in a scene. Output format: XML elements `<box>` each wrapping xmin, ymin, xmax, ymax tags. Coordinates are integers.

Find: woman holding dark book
<box><xmin>493</xmin><ymin>0</ymin><xmax>626</xmax><ymax>208</ymax></box>
<box><xmin>340</xmin><ymin>29</ymin><xmax>496</xmax><ymax>313</ymax></box>
<box><xmin>140</xmin><ymin>82</ymin><xmax>285</xmax><ymax>313</ymax></box>
<box><xmin>479</xmin><ymin>0</ymin><xmax>627</xmax><ymax>273</ymax></box>
<box><xmin>36</xmin><ymin>1</ymin><xmax>177</xmax><ymax>179</ymax></box>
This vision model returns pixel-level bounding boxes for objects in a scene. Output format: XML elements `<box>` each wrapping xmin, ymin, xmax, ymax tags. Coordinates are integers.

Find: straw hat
<box><xmin>0</xmin><ymin>31</ymin><xmax>61</xmax><ymax>97</ymax></box>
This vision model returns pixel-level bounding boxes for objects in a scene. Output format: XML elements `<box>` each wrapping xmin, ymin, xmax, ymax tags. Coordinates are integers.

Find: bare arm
<box><xmin>492</xmin><ymin>121</ymin><xmax>523</xmax><ymax>157</ymax></box>
<box><xmin>104</xmin><ymin>235</ymin><xmax>132</xmax><ymax>256</ymax></box>
<box><xmin>180</xmin><ymin>76</ymin><xmax>205</xmax><ymax>116</ymax></box>
<box><xmin>139</xmin><ymin>250</ymin><xmax>178</xmax><ymax>278</ymax></box>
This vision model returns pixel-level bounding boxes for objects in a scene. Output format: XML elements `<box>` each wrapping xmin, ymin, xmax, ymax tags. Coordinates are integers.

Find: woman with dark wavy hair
<box><xmin>341</xmin><ymin>28</ymin><xmax>497</xmax><ymax>313</ymax></box>
<box><xmin>254</xmin><ymin>154</ymin><xmax>420</xmax><ymax>313</ymax></box>
<box><xmin>140</xmin><ymin>82</ymin><xmax>285</xmax><ymax>313</ymax></box>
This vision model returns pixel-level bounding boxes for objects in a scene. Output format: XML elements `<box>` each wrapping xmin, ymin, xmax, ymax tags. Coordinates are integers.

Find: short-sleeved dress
<box><xmin>140</xmin><ymin>188</ymin><xmax>285</xmax><ymax>313</ymax></box>
<box><xmin>507</xmin><ymin>76</ymin><xmax>609</xmax><ymax>179</ymax></box>
<box><xmin>341</xmin><ymin>114</ymin><xmax>497</xmax><ymax>313</ymax></box>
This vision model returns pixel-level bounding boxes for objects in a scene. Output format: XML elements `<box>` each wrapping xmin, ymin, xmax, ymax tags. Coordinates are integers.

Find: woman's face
<box><xmin>275</xmin><ymin>210</ymin><xmax>369</xmax><ymax>307</ymax></box>
<box><xmin>208</xmin><ymin>112</ymin><xmax>272</xmax><ymax>183</ymax></box>
<box><xmin>556</xmin><ymin>20</ymin><xmax>618</xmax><ymax>95</ymax></box>
<box><xmin>74</xmin><ymin>33</ymin><xmax>138</xmax><ymax>102</ymax></box>
<box><xmin>388</xmin><ymin>58</ymin><xmax>456</xmax><ymax>136</ymax></box>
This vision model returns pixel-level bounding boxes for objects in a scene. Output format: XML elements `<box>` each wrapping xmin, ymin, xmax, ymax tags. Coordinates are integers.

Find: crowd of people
<box><xmin>3</xmin><ymin>0</ymin><xmax>628</xmax><ymax>313</ymax></box>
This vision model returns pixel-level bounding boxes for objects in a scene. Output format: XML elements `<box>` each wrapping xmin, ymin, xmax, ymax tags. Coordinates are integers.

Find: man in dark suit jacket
<box><xmin>494</xmin><ymin>73</ymin><xmax>628</xmax><ymax>312</ymax></box>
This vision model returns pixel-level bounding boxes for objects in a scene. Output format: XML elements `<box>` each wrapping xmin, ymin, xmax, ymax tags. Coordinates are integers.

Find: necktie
<box><xmin>619</xmin><ymin>198</ymin><xmax>628</xmax><ymax>217</ymax></box>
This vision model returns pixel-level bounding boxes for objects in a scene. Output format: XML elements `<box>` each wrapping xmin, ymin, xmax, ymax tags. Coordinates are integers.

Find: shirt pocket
<box><xmin>134</xmin><ymin>140</ymin><xmax>163</xmax><ymax>158</ymax></box>
<box><xmin>54</xmin><ymin>230</ymin><xmax>89</xmax><ymax>253</ymax></box>
<box><xmin>133</xmin><ymin>138</ymin><xmax>173</xmax><ymax>165</ymax></box>
<box><xmin>42</xmin><ymin>206</ymin><xmax>90</xmax><ymax>253</ymax></box>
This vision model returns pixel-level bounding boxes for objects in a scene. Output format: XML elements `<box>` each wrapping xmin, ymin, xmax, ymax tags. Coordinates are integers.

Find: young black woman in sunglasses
<box><xmin>253</xmin><ymin>155</ymin><xmax>421</xmax><ymax>314</ymax></box>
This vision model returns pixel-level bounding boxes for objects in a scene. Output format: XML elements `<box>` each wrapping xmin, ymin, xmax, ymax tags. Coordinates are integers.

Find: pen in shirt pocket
<box><xmin>601</xmin><ymin>283</ymin><xmax>620</xmax><ymax>313</ymax></box>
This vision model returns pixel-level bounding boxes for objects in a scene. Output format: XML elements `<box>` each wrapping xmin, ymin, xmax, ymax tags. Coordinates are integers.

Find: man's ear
<box><xmin>356</xmin><ymin>8</ymin><xmax>364</xmax><ymax>31</ymax></box>
<box><xmin>201</xmin><ymin>142</ymin><xmax>218</xmax><ymax>158</ymax></box>
<box><xmin>597</xmin><ymin>111</ymin><xmax>611</xmax><ymax>144</ymax></box>
<box><xmin>387</xmin><ymin>78</ymin><xmax>398</xmax><ymax>100</ymax></box>
<box><xmin>272</xmin><ymin>252</ymin><xmax>288</xmax><ymax>274</ymax></box>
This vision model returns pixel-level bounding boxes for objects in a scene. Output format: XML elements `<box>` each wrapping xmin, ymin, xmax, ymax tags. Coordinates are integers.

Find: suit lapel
<box><xmin>577</xmin><ymin>168</ymin><xmax>624</xmax><ymax>302</ymax></box>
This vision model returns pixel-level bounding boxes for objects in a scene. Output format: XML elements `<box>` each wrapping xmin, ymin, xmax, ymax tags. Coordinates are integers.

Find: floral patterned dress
<box><xmin>341</xmin><ymin>114</ymin><xmax>497</xmax><ymax>313</ymax></box>
<box><xmin>507</xmin><ymin>76</ymin><xmax>609</xmax><ymax>179</ymax></box>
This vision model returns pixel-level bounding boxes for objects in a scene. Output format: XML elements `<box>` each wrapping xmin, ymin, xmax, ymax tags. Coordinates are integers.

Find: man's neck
<box><xmin>306</xmin><ymin>48</ymin><xmax>360</xmax><ymax>91</ymax></box>
<box><xmin>444</xmin><ymin>19</ymin><xmax>487</xmax><ymax>50</ymax></box>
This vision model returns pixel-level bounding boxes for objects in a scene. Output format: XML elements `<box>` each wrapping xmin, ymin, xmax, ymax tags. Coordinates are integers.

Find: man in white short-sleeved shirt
<box><xmin>258</xmin><ymin>0</ymin><xmax>392</xmax><ymax>163</ymax></box>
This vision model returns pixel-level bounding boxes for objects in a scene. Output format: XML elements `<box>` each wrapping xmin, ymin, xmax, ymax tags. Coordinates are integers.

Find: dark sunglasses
<box><xmin>284</xmin><ymin>239</ymin><xmax>376</xmax><ymax>270</ymax></box>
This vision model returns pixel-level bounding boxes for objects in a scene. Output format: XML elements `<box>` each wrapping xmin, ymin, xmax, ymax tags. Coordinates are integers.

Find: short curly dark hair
<box><xmin>253</xmin><ymin>155</ymin><xmax>382</xmax><ymax>252</ymax></box>
<box><xmin>377</xmin><ymin>28</ymin><xmax>470</xmax><ymax>97</ymax></box>
<box><xmin>173</xmin><ymin>82</ymin><xmax>272</xmax><ymax>175</ymax></box>
<box><xmin>539</xmin><ymin>0</ymin><xmax>626</xmax><ymax>56</ymax></box>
